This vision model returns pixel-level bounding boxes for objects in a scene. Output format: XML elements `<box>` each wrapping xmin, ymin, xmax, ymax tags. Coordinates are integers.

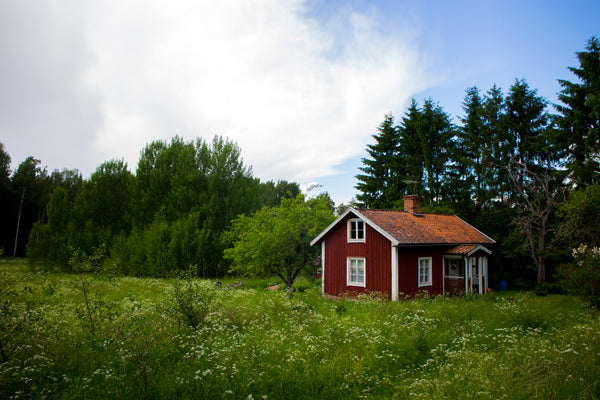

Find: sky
<box><xmin>1</xmin><ymin>0</ymin><xmax>599</xmax><ymax>205</ymax></box>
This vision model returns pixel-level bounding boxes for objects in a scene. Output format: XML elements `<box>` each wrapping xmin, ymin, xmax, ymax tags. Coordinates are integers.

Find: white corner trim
<box><xmin>391</xmin><ymin>245</ymin><xmax>398</xmax><ymax>301</ymax></box>
<box><xmin>321</xmin><ymin>241</ymin><xmax>325</xmax><ymax>296</ymax></box>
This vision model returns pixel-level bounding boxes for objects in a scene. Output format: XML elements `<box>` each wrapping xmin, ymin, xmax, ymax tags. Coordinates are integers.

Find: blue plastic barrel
<box><xmin>499</xmin><ymin>280</ymin><xmax>508</xmax><ymax>291</ymax></box>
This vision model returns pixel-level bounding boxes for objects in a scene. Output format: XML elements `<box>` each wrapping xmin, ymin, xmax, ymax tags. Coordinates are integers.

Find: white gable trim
<box><xmin>310</xmin><ymin>207</ymin><xmax>356</xmax><ymax>246</ymax></box>
<box><xmin>310</xmin><ymin>207</ymin><xmax>399</xmax><ymax>246</ymax></box>
<box><xmin>352</xmin><ymin>209</ymin><xmax>399</xmax><ymax>245</ymax></box>
<box><xmin>466</xmin><ymin>244</ymin><xmax>492</xmax><ymax>256</ymax></box>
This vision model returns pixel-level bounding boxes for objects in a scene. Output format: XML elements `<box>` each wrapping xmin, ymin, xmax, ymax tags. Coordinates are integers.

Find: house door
<box><xmin>444</xmin><ymin>258</ymin><xmax>464</xmax><ymax>295</ymax></box>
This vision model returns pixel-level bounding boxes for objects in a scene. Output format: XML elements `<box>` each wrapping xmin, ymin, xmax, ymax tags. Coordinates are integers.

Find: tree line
<box><xmin>356</xmin><ymin>37</ymin><xmax>600</xmax><ymax>287</ymax></box>
<box><xmin>1</xmin><ymin>37</ymin><xmax>597</xmax><ymax>290</ymax></box>
<box><xmin>0</xmin><ymin>136</ymin><xmax>308</xmax><ymax>277</ymax></box>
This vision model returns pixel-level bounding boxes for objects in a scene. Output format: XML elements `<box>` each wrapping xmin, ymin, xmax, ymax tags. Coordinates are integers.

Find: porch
<box><xmin>443</xmin><ymin>245</ymin><xmax>492</xmax><ymax>295</ymax></box>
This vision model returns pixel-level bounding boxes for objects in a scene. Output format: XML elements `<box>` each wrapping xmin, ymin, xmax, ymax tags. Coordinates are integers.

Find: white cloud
<box><xmin>1</xmin><ymin>0</ymin><xmax>433</xmax><ymax>188</ymax></box>
<box><xmin>81</xmin><ymin>0</ymin><xmax>432</xmax><ymax>181</ymax></box>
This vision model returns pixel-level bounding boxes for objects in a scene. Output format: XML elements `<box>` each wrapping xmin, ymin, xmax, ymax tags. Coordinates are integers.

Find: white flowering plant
<box><xmin>557</xmin><ymin>244</ymin><xmax>600</xmax><ymax>309</ymax></box>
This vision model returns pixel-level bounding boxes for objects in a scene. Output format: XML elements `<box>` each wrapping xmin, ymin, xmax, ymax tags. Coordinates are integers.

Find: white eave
<box><xmin>310</xmin><ymin>207</ymin><xmax>399</xmax><ymax>247</ymax></box>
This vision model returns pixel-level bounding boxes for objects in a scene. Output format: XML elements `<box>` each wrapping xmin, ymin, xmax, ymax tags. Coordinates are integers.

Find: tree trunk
<box><xmin>12</xmin><ymin>187</ymin><xmax>25</xmax><ymax>258</ymax></box>
<box><xmin>537</xmin><ymin>230</ymin><xmax>546</xmax><ymax>284</ymax></box>
<box><xmin>537</xmin><ymin>258</ymin><xmax>546</xmax><ymax>284</ymax></box>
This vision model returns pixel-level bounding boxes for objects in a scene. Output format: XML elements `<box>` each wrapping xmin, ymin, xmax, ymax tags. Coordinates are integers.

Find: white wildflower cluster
<box><xmin>2</xmin><ymin>263</ymin><xmax>600</xmax><ymax>399</ymax></box>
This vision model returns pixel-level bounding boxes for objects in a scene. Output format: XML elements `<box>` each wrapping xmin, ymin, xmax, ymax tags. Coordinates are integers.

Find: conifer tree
<box><xmin>482</xmin><ymin>85</ymin><xmax>510</xmax><ymax>204</ymax></box>
<box><xmin>505</xmin><ymin>79</ymin><xmax>550</xmax><ymax>168</ymax></box>
<box><xmin>416</xmin><ymin>99</ymin><xmax>455</xmax><ymax>203</ymax></box>
<box><xmin>460</xmin><ymin>86</ymin><xmax>490</xmax><ymax>205</ymax></box>
<box><xmin>396</xmin><ymin>100</ymin><xmax>425</xmax><ymax>198</ymax></box>
<box><xmin>556</xmin><ymin>36</ymin><xmax>600</xmax><ymax>187</ymax></box>
<box><xmin>355</xmin><ymin>114</ymin><xmax>401</xmax><ymax>208</ymax></box>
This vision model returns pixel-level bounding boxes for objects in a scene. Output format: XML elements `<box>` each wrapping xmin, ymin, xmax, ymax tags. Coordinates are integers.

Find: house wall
<box><xmin>397</xmin><ymin>247</ymin><xmax>444</xmax><ymax>296</ymax></box>
<box><xmin>323</xmin><ymin>215</ymin><xmax>392</xmax><ymax>297</ymax></box>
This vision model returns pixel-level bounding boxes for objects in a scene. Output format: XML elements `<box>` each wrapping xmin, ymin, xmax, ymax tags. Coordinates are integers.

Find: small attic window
<box><xmin>347</xmin><ymin>219</ymin><xmax>365</xmax><ymax>243</ymax></box>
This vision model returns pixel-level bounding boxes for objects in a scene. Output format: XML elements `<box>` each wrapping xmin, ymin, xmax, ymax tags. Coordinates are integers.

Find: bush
<box><xmin>169</xmin><ymin>272</ymin><xmax>215</xmax><ymax>329</ymax></box>
<box><xmin>557</xmin><ymin>245</ymin><xmax>600</xmax><ymax>308</ymax></box>
<box><xmin>292</xmin><ymin>281</ymin><xmax>313</xmax><ymax>293</ymax></box>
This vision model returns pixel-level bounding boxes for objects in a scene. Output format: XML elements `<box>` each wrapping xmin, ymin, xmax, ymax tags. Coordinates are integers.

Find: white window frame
<box><xmin>347</xmin><ymin>257</ymin><xmax>366</xmax><ymax>287</ymax></box>
<box><xmin>347</xmin><ymin>219</ymin><xmax>365</xmax><ymax>243</ymax></box>
<box><xmin>418</xmin><ymin>257</ymin><xmax>432</xmax><ymax>287</ymax></box>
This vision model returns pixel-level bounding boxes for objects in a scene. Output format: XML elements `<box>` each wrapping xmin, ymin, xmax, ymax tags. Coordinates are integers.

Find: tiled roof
<box><xmin>358</xmin><ymin>209</ymin><xmax>495</xmax><ymax>245</ymax></box>
<box><xmin>444</xmin><ymin>244</ymin><xmax>480</xmax><ymax>254</ymax></box>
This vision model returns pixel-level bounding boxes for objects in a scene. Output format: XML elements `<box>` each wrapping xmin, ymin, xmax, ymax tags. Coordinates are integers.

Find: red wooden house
<box><xmin>310</xmin><ymin>195</ymin><xmax>495</xmax><ymax>300</ymax></box>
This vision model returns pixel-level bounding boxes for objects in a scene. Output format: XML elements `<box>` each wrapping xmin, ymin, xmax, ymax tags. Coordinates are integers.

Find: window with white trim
<box><xmin>418</xmin><ymin>257</ymin><xmax>432</xmax><ymax>287</ymax></box>
<box><xmin>347</xmin><ymin>219</ymin><xmax>365</xmax><ymax>242</ymax></box>
<box><xmin>347</xmin><ymin>257</ymin><xmax>366</xmax><ymax>287</ymax></box>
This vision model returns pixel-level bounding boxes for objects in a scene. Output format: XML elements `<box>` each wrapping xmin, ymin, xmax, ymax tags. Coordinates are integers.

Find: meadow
<box><xmin>1</xmin><ymin>259</ymin><xmax>599</xmax><ymax>399</ymax></box>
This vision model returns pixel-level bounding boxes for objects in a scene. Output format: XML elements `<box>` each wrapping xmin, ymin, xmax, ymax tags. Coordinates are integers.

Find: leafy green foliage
<box><xmin>557</xmin><ymin>245</ymin><xmax>600</xmax><ymax>309</ymax></box>
<box><xmin>68</xmin><ymin>244</ymin><xmax>111</xmax><ymax>333</ymax></box>
<box><xmin>0</xmin><ymin>143</ymin><xmax>14</xmax><ymax>254</ymax></box>
<box><xmin>20</xmin><ymin>135</ymin><xmax>299</xmax><ymax>277</ymax></box>
<box><xmin>224</xmin><ymin>194</ymin><xmax>335</xmax><ymax>289</ymax></box>
<box><xmin>556</xmin><ymin>184</ymin><xmax>600</xmax><ymax>247</ymax></box>
<box><xmin>169</xmin><ymin>271</ymin><xmax>215</xmax><ymax>329</ymax></box>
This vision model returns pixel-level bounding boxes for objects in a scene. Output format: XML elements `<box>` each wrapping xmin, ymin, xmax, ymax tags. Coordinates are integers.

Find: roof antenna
<box><xmin>403</xmin><ymin>180</ymin><xmax>418</xmax><ymax>196</ymax></box>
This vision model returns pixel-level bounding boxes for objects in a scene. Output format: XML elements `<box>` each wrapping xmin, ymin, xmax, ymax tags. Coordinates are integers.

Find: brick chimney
<box><xmin>403</xmin><ymin>195</ymin><xmax>421</xmax><ymax>214</ymax></box>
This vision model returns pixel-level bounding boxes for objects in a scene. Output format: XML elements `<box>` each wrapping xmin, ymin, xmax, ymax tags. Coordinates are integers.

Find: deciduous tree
<box><xmin>556</xmin><ymin>184</ymin><xmax>600</xmax><ymax>247</ymax></box>
<box><xmin>224</xmin><ymin>194</ymin><xmax>335</xmax><ymax>290</ymax></box>
<box><xmin>507</xmin><ymin>159</ymin><xmax>566</xmax><ymax>283</ymax></box>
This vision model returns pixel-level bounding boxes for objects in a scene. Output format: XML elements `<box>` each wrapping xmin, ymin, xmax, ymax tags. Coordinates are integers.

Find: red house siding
<box><xmin>323</xmin><ymin>215</ymin><xmax>392</xmax><ymax>297</ymax></box>
<box><xmin>397</xmin><ymin>247</ymin><xmax>444</xmax><ymax>296</ymax></box>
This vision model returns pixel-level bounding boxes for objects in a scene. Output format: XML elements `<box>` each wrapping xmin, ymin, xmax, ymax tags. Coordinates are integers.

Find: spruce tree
<box><xmin>482</xmin><ymin>85</ymin><xmax>510</xmax><ymax>204</ymax></box>
<box><xmin>396</xmin><ymin>100</ymin><xmax>425</xmax><ymax>198</ymax></box>
<box><xmin>556</xmin><ymin>36</ymin><xmax>600</xmax><ymax>187</ymax></box>
<box><xmin>417</xmin><ymin>99</ymin><xmax>455</xmax><ymax>203</ymax></box>
<box><xmin>505</xmin><ymin>79</ymin><xmax>550</xmax><ymax>168</ymax></box>
<box><xmin>355</xmin><ymin>114</ymin><xmax>401</xmax><ymax>209</ymax></box>
<box><xmin>459</xmin><ymin>86</ymin><xmax>490</xmax><ymax>205</ymax></box>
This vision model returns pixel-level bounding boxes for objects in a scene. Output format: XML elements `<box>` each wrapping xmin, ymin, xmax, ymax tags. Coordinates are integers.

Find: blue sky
<box><xmin>313</xmin><ymin>0</ymin><xmax>600</xmax><ymax>204</ymax></box>
<box><xmin>1</xmin><ymin>0</ymin><xmax>598</xmax><ymax>205</ymax></box>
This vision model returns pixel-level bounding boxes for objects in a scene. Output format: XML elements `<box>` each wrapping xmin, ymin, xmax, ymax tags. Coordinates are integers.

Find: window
<box><xmin>347</xmin><ymin>219</ymin><xmax>365</xmax><ymax>242</ymax></box>
<box><xmin>418</xmin><ymin>257</ymin><xmax>432</xmax><ymax>287</ymax></box>
<box><xmin>445</xmin><ymin>258</ymin><xmax>462</xmax><ymax>278</ymax></box>
<box><xmin>347</xmin><ymin>258</ymin><xmax>366</xmax><ymax>287</ymax></box>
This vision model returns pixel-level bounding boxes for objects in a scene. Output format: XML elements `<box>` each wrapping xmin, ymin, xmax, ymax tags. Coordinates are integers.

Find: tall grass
<box><xmin>1</xmin><ymin>259</ymin><xmax>599</xmax><ymax>399</ymax></box>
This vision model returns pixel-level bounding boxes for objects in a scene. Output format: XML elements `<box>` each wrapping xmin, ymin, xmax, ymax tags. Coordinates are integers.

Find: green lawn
<box><xmin>1</xmin><ymin>259</ymin><xmax>599</xmax><ymax>399</ymax></box>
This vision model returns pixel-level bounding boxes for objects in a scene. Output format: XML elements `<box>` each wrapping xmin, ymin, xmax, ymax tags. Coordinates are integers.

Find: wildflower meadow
<box><xmin>1</xmin><ymin>259</ymin><xmax>599</xmax><ymax>399</ymax></box>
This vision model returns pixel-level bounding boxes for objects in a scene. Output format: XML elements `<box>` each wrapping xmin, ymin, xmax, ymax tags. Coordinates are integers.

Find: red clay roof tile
<box><xmin>358</xmin><ymin>209</ymin><xmax>494</xmax><ymax>245</ymax></box>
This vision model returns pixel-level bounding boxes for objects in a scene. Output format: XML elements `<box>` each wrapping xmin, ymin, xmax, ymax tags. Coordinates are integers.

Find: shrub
<box><xmin>292</xmin><ymin>281</ymin><xmax>313</xmax><ymax>293</ymax></box>
<box><xmin>557</xmin><ymin>245</ymin><xmax>600</xmax><ymax>308</ymax></box>
<box><xmin>169</xmin><ymin>272</ymin><xmax>215</xmax><ymax>329</ymax></box>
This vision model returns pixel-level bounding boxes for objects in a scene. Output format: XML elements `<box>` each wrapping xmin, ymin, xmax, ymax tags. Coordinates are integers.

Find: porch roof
<box><xmin>443</xmin><ymin>244</ymin><xmax>492</xmax><ymax>256</ymax></box>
